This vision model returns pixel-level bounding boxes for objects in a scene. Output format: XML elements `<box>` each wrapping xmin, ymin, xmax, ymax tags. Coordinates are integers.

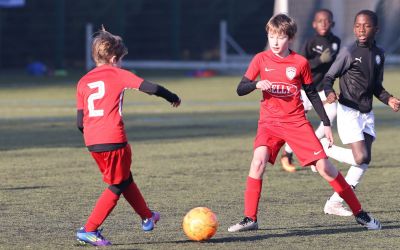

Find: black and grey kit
<box><xmin>301</xmin><ymin>33</ymin><xmax>341</xmax><ymax>91</ymax></box>
<box><xmin>323</xmin><ymin>41</ymin><xmax>392</xmax><ymax>113</ymax></box>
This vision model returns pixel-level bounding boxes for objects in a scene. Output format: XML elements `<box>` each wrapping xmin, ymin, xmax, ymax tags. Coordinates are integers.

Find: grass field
<box><xmin>0</xmin><ymin>69</ymin><xmax>399</xmax><ymax>249</ymax></box>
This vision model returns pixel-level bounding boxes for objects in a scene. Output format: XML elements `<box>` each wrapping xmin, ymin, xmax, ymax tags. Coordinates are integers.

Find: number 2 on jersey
<box><xmin>87</xmin><ymin>81</ymin><xmax>105</xmax><ymax>117</ymax></box>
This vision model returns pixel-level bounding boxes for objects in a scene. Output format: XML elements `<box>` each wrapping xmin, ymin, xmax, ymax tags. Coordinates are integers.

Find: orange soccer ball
<box><xmin>182</xmin><ymin>207</ymin><xmax>218</xmax><ymax>241</ymax></box>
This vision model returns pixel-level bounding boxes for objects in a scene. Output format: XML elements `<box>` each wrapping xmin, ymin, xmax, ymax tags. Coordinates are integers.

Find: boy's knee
<box><xmin>251</xmin><ymin>159</ymin><xmax>265</xmax><ymax>169</ymax></box>
<box><xmin>108</xmin><ymin>173</ymin><xmax>133</xmax><ymax>195</ymax></box>
<box><xmin>364</xmin><ymin>155</ymin><xmax>371</xmax><ymax>164</ymax></box>
<box><xmin>250</xmin><ymin>159</ymin><xmax>267</xmax><ymax>177</ymax></box>
<box><xmin>354</xmin><ymin>155</ymin><xmax>370</xmax><ymax>165</ymax></box>
<box><xmin>316</xmin><ymin>159</ymin><xmax>337</xmax><ymax>178</ymax></box>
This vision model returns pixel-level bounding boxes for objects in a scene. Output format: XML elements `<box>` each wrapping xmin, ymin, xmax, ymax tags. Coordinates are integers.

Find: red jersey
<box><xmin>245</xmin><ymin>49</ymin><xmax>313</xmax><ymax>122</ymax></box>
<box><xmin>76</xmin><ymin>65</ymin><xmax>143</xmax><ymax>146</ymax></box>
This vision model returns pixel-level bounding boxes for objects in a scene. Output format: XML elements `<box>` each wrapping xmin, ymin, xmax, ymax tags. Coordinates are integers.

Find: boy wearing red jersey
<box><xmin>75</xmin><ymin>27</ymin><xmax>181</xmax><ymax>246</ymax></box>
<box><xmin>228</xmin><ymin>14</ymin><xmax>381</xmax><ymax>232</ymax></box>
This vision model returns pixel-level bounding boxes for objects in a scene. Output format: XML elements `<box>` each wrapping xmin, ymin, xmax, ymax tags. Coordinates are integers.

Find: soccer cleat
<box><xmin>355</xmin><ymin>211</ymin><xmax>382</xmax><ymax>230</ymax></box>
<box><xmin>228</xmin><ymin>217</ymin><xmax>258</xmax><ymax>232</ymax></box>
<box><xmin>76</xmin><ymin>227</ymin><xmax>111</xmax><ymax>246</ymax></box>
<box><xmin>142</xmin><ymin>211</ymin><xmax>160</xmax><ymax>231</ymax></box>
<box><xmin>324</xmin><ymin>200</ymin><xmax>353</xmax><ymax>216</ymax></box>
<box><xmin>280</xmin><ymin>150</ymin><xmax>299</xmax><ymax>172</ymax></box>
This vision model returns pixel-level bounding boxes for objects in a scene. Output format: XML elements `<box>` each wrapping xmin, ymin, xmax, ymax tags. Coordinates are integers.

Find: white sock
<box><xmin>315</xmin><ymin>101</ymin><xmax>337</xmax><ymax>139</ymax></box>
<box><xmin>314</xmin><ymin>122</ymin><xmax>325</xmax><ymax>139</ymax></box>
<box><xmin>345</xmin><ymin>164</ymin><xmax>368</xmax><ymax>188</ymax></box>
<box><xmin>320</xmin><ymin>138</ymin><xmax>357</xmax><ymax>166</ymax></box>
<box><xmin>284</xmin><ymin>143</ymin><xmax>293</xmax><ymax>154</ymax></box>
<box><xmin>329</xmin><ymin>164</ymin><xmax>368</xmax><ymax>203</ymax></box>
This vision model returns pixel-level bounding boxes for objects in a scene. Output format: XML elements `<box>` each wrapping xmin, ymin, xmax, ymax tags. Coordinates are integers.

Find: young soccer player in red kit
<box><xmin>75</xmin><ymin>27</ymin><xmax>181</xmax><ymax>246</ymax></box>
<box><xmin>228</xmin><ymin>14</ymin><xmax>381</xmax><ymax>233</ymax></box>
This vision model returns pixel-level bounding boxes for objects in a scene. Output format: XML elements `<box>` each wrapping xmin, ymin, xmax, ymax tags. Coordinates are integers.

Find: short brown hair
<box><xmin>91</xmin><ymin>25</ymin><xmax>128</xmax><ymax>65</ymax></box>
<box><xmin>266</xmin><ymin>14</ymin><xmax>297</xmax><ymax>40</ymax></box>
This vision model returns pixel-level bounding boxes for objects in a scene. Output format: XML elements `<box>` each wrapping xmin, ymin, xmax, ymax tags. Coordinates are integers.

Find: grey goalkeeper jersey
<box><xmin>322</xmin><ymin>41</ymin><xmax>392</xmax><ymax>113</ymax></box>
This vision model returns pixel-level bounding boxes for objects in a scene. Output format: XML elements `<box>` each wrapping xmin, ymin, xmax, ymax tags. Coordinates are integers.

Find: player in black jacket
<box><xmin>321</xmin><ymin>10</ymin><xmax>400</xmax><ymax>217</ymax></box>
<box><xmin>281</xmin><ymin>9</ymin><xmax>341</xmax><ymax>172</ymax></box>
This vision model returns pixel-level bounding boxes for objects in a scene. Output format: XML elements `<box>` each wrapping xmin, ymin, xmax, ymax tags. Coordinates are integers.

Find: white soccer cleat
<box><xmin>228</xmin><ymin>217</ymin><xmax>258</xmax><ymax>232</ymax></box>
<box><xmin>324</xmin><ymin>200</ymin><xmax>353</xmax><ymax>216</ymax></box>
<box><xmin>355</xmin><ymin>211</ymin><xmax>382</xmax><ymax>230</ymax></box>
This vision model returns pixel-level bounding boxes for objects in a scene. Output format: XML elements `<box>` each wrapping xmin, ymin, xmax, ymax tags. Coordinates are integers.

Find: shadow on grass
<box><xmin>0</xmin><ymin>185</ymin><xmax>52</xmax><ymax>191</ymax></box>
<box><xmin>365</xmin><ymin>164</ymin><xmax>399</xmax><ymax>169</ymax></box>
<box><xmin>113</xmin><ymin>222</ymin><xmax>400</xmax><ymax>246</ymax></box>
<box><xmin>0</xmin><ymin>111</ymin><xmax>257</xmax><ymax>151</ymax></box>
<box><xmin>1</xmin><ymin>108</ymin><xmax>397</xmax><ymax>151</ymax></box>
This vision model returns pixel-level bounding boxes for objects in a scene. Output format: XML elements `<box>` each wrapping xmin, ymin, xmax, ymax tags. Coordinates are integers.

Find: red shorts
<box><xmin>254</xmin><ymin>119</ymin><xmax>327</xmax><ymax>166</ymax></box>
<box><xmin>91</xmin><ymin>144</ymin><xmax>132</xmax><ymax>185</ymax></box>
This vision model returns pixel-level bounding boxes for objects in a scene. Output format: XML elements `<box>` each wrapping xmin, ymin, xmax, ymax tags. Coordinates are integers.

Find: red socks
<box><xmin>84</xmin><ymin>181</ymin><xmax>152</xmax><ymax>232</ymax></box>
<box><xmin>244</xmin><ymin>176</ymin><xmax>263</xmax><ymax>221</ymax></box>
<box><xmin>85</xmin><ymin>188</ymin><xmax>119</xmax><ymax>232</ymax></box>
<box><xmin>85</xmin><ymin>173</ymin><xmax>359</xmax><ymax>232</ymax></box>
<box><xmin>123</xmin><ymin>182</ymin><xmax>152</xmax><ymax>219</ymax></box>
<box><xmin>329</xmin><ymin>172</ymin><xmax>362</xmax><ymax>215</ymax></box>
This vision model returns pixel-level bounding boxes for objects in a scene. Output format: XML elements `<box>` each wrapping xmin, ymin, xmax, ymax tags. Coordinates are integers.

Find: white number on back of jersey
<box><xmin>87</xmin><ymin>81</ymin><xmax>105</xmax><ymax>117</ymax></box>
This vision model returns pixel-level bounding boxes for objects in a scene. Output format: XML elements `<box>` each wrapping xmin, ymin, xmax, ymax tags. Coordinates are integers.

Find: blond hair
<box><xmin>91</xmin><ymin>25</ymin><xmax>128</xmax><ymax>65</ymax></box>
<box><xmin>266</xmin><ymin>14</ymin><xmax>297</xmax><ymax>40</ymax></box>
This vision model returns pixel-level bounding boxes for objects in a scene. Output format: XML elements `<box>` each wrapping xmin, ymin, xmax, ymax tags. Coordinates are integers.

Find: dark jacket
<box><xmin>301</xmin><ymin>32</ymin><xmax>341</xmax><ymax>91</ymax></box>
<box><xmin>323</xmin><ymin>41</ymin><xmax>392</xmax><ymax>113</ymax></box>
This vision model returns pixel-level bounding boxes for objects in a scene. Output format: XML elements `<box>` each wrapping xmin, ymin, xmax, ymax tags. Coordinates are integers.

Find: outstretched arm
<box><xmin>139</xmin><ymin>80</ymin><xmax>181</xmax><ymax>107</ymax></box>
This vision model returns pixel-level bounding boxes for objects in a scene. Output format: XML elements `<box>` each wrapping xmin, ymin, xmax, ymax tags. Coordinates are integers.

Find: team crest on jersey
<box><xmin>267</xmin><ymin>82</ymin><xmax>298</xmax><ymax>97</ymax></box>
<box><xmin>375</xmin><ymin>55</ymin><xmax>381</xmax><ymax>65</ymax></box>
<box><xmin>286</xmin><ymin>67</ymin><xmax>296</xmax><ymax>80</ymax></box>
<box><xmin>332</xmin><ymin>43</ymin><xmax>338</xmax><ymax>51</ymax></box>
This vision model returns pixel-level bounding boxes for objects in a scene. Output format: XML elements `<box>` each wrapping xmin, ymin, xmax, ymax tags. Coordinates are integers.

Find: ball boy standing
<box><xmin>322</xmin><ymin>10</ymin><xmax>400</xmax><ymax>216</ymax></box>
<box><xmin>75</xmin><ymin>27</ymin><xmax>181</xmax><ymax>246</ymax></box>
<box><xmin>228</xmin><ymin>14</ymin><xmax>381</xmax><ymax>232</ymax></box>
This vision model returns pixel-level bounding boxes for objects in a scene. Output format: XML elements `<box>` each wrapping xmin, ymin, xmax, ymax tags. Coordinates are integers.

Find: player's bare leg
<box><xmin>350</xmin><ymin>133</ymin><xmax>373</xmax><ymax>166</ymax></box>
<box><xmin>248</xmin><ymin>146</ymin><xmax>269</xmax><ymax>179</ymax></box>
